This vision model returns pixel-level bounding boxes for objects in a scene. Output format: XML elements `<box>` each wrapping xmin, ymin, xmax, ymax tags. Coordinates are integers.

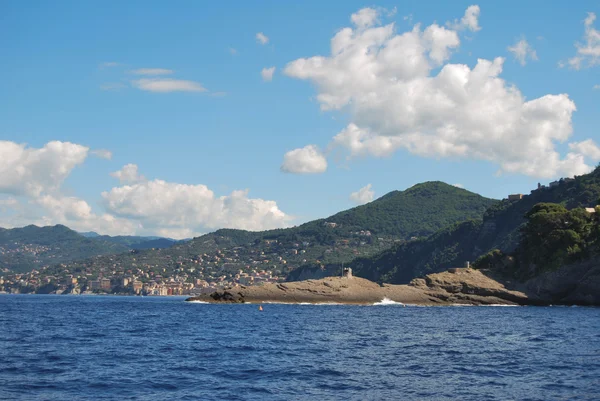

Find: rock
<box><xmin>186</xmin><ymin>268</ymin><xmax>535</xmax><ymax>305</ymax></box>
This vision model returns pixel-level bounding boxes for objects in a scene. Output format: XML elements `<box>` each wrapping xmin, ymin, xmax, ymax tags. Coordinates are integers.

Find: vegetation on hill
<box><xmin>0</xmin><ymin>225</ymin><xmax>129</xmax><ymax>272</ymax></box>
<box><xmin>347</xmin><ymin>167</ymin><xmax>600</xmax><ymax>284</ymax></box>
<box><xmin>22</xmin><ymin>182</ymin><xmax>496</xmax><ymax>286</ymax></box>
<box><xmin>475</xmin><ymin>203</ymin><xmax>600</xmax><ymax>279</ymax></box>
<box><xmin>90</xmin><ymin>235</ymin><xmax>178</xmax><ymax>250</ymax></box>
<box><xmin>312</xmin><ymin>181</ymin><xmax>496</xmax><ymax>238</ymax></box>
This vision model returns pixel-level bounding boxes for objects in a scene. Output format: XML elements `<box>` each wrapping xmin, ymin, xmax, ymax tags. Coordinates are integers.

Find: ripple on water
<box><xmin>0</xmin><ymin>296</ymin><xmax>599</xmax><ymax>400</ymax></box>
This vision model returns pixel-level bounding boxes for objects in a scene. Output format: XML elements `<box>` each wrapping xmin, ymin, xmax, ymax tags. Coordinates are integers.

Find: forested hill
<box><xmin>89</xmin><ymin>235</ymin><xmax>178</xmax><ymax>250</ymax></box>
<box><xmin>317</xmin><ymin>181</ymin><xmax>497</xmax><ymax>238</ymax></box>
<box><xmin>348</xmin><ymin>167</ymin><xmax>600</xmax><ymax>284</ymax></box>
<box><xmin>36</xmin><ymin>182</ymin><xmax>497</xmax><ymax>281</ymax></box>
<box><xmin>0</xmin><ymin>225</ymin><xmax>129</xmax><ymax>272</ymax></box>
<box><xmin>154</xmin><ymin>180</ymin><xmax>497</xmax><ymax>254</ymax></box>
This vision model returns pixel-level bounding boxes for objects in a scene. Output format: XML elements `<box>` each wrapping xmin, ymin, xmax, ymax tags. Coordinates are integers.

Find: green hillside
<box><xmin>308</xmin><ymin>181</ymin><xmax>497</xmax><ymax>238</ymax></box>
<box><xmin>39</xmin><ymin>182</ymin><xmax>497</xmax><ymax>283</ymax></box>
<box><xmin>348</xmin><ymin>168</ymin><xmax>600</xmax><ymax>283</ymax></box>
<box><xmin>0</xmin><ymin>225</ymin><xmax>129</xmax><ymax>272</ymax></box>
<box><xmin>90</xmin><ymin>235</ymin><xmax>178</xmax><ymax>250</ymax></box>
<box><xmin>475</xmin><ymin>203</ymin><xmax>599</xmax><ymax>278</ymax></box>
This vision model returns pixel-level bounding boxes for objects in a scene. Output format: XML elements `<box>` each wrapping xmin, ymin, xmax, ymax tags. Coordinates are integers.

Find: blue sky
<box><xmin>0</xmin><ymin>1</ymin><xmax>599</xmax><ymax>238</ymax></box>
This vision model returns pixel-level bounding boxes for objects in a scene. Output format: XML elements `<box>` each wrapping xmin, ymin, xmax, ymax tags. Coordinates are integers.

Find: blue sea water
<box><xmin>0</xmin><ymin>296</ymin><xmax>599</xmax><ymax>401</ymax></box>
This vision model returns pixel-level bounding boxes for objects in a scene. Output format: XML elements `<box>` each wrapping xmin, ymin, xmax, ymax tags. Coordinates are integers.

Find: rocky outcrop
<box><xmin>524</xmin><ymin>260</ymin><xmax>600</xmax><ymax>305</ymax></box>
<box><xmin>408</xmin><ymin>268</ymin><xmax>536</xmax><ymax>305</ymax></box>
<box><xmin>186</xmin><ymin>268</ymin><xmax>537</xmax><ymax>306</ymax></box>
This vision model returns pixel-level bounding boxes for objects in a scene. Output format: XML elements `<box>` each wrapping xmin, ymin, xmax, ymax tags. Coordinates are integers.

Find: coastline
<box><xmin>186</xmin><ymin>268</ymin><xmax>539</xmax><ymax>306</ymax></box>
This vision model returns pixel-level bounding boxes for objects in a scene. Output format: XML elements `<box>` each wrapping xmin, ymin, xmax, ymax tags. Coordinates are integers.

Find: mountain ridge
<box><xmin>9</xmin><ymin>182</ymin><xmax>497</xmax><ymax>291</ymax></box>
<box><xmin>344</xmin><ymin>167</ymin><xmax>600</xmax><ymax>284</ymax></box>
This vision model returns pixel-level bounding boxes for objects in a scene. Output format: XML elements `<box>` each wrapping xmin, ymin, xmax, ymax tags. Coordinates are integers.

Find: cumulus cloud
<box><xmin>132</xmin><ymin>78</ymin><xmax>207</xmax><ymax>93</ymax></box>
<box><xmin>351</xmin><ymin>8</ymin><xmax>380</xmax><ymax>29</ymax></box>
<box><xmin>349</xmin><ymin>184</ymin><xmax>375</xmax><ymax>205</ymax></box>
<box><xmin>564</xmin><ymin>12</ymin><xmax>600</xmax><ymax>69</ymax></box>
<box><xmin>0</xmin><ymin>141</ymin><xmax>137</xmax><ymax>235</ymax></box>
<box><xmin>508</xmin><ymin>38</ymin><xmax>538</xmax><ymax>66</ymax></box>
<box><xmin>35</xmin><ymin>194</ymin><xmax>139</xmax><ymax>235</ymax></box>
<box><xmin>284</xmin><ymin>6</ymin><xmax>596</xmax><ymax>179</ymax></box>
<box><xmin>110</xmin><ymin>164</ymin><xmax>146</xmax><ymax>184</ymax></box>
<box><xmin>568</xmin><ymin>139</ymin><xmax>600</xmax><ymax>161</ymax></box>
<box><xmin>261</xmin><ymin>66</ymin><xmax>276</xmax><ymax>81</ymax></box>
<box><xmin>280</xmin><ymin>145</ymin><xmax>328</xmax><ymax>174</ymax></box>
<box><xmin>447</xmin><ymin>5</ymin><xmax>481</xmax><ymax>32</ymax></box>
<box><xmin>0</xmin><ymin>141</ymin><xmax>88</xmax><ymax>197</ymax></box>
<box><xmin>0</xmin><ymin>141</ymin><xmax>292</xmax><ymax>237</ymax></box>
<box><xmin>102</xmin><ymin>181</ymin><xmax>291</xmax><ymax>234</ymax></box>
<box><xmin>130</xmin><ymin>68</ymin><xmax>174</xmax><ymax>75</ymax></box>
<box><xmin>256</xmin><ymin>32</ymin><xmax>269</xmax><ymax>45</ymax></box>
<box><xmin>91</xmin><ymin>149</ymin><xmax>113</xmax><ymax>160</ymax></box>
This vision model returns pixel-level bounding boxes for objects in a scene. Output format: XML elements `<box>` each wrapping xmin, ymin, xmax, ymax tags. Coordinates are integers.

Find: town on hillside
<box><xmin>0</xmin><ymin>226</ymin><xmax>392</xmax><ymax>295</ymax></box>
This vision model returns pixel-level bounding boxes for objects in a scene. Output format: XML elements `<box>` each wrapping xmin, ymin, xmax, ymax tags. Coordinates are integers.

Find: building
<box><xmin>100</xmin><ymin>278</ymin><xmax>111</xmax><ymax>291</ymax></box>
<box><xmin>585</xmin><ymin>208</ymin><xmax>596</xmax><ymax>213</ymax></box>
<box><xmin>508</xmin><ymin>194</ymin><xmax>523</xmax><ymax>201</ymax></box>
<box><xmin>132</xmin><ymin>281</ymin><xmax>143</xmax><ymax>294</ymax></box>
<box><xmin>342</xmin><ymin>267</ymin><xmax>353</xmax><ymax>279</ymax></box>
<box><xmin>89</xmin><ymin>280</ymin><xmax>101</xmax><ymax>290</ymax></box>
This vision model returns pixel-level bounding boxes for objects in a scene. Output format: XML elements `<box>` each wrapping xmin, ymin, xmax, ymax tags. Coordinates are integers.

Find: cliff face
<box><xmin>524</xmin><ymin>259</ymin><xmax>600</xmax><ymax>306</ymax></box>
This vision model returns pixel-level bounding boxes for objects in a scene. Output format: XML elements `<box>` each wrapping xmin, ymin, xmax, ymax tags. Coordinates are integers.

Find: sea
<box><xmin>0</xmin><ymin>295</ymin><xmax>599</xmax><ymax>401</ymax></box>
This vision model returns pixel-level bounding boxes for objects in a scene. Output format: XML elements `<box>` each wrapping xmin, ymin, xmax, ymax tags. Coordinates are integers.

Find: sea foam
<box><xmin>372</xmin><ymin>297</ymin><xmax>405</xmax><ymax>306</ymax></box>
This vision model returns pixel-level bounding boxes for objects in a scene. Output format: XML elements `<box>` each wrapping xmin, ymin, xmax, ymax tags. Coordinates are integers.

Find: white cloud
<box><xmin>256</xmin><ymin>32</ymin><xmax>269</xmax><ymax>45</ymax></box>
<box><xmin>0</xmin><ymin>141</ymin><xmax>292</xmax><ymax>237</ymax></box>
<box><xmin>284</xmin><ymin>6</ymin><xmax>595</xmax><ymax>179</ymax></box>
<box><xmin>594</xmin><ymin>84</ymin><xmax>600</xmax><ymax>90</ymax></box>
<box><xmin>564</xmin><ymin>12</ymin><xmax>600</xmax><ymax>69</ymax></box>
<box><xmin>0</xmin><ymin>141</ymin><xmax>136</xmax><ymax>235</ymax></box>
<box><xmin>91</xmin><ymin>149</ymin><xmax>113</xmax><ymax>160</ymax></box>
<box><xmin>0</xmin><ymin>197</ymin><xmax>19</xmax><ymax>213</ymax></box>
<box><xmin>130</xmin><ymin>68</ymin><xmax>174</xmax><ymax>75</ymax></box>
<box><xmin>261</xmin><ymin>66</ymin><xmax>276</xmax><ymax>81</ymax></box>
<box><xmin>453</xmin><ymin>183</ymin><xmax>464</xmax><ymax>188</ymax></box>
<box><xmin>0</xmin><ymin>141</ymin><xmax>88</xmax><ymax>197</ymax></box>
<box><xmin>102</xmin><ymin>181</ymin><xmax>291</xmax><ymax>234</ymax></box>
<box><xmin>447</xmin><ymin>5</ymin><xmax>481</xmax><ymax>32</ymax></box>
<box><xmin>351</xmin><ymin>8</ymin><xmax>379</xmax><ymax>29</ymax></box>
<box><xmin>508</xmin><ymin>38</ymin><xmax>538</xmax><ymax>66</ymax></box>
<box><xmin>568</xmin><ymin>139</ymin><xmax>600</xmax><ymax>161</ymax></box>
<box><xmin>280</xmin><ymin>145</ymin><xmax>328</xmax><ymax>174</ymax></box>
<box><xmin>110</xmin><ymin>164</ymin><xmax>146</xmax><ymax>184</ymax></box>
<box><xmin>35</xmin><ymin>194</ymin><xmax>139</xmax><ymax>236</ymax></box>
<box><xmin>132</xmin><ymin>78</ymin><xmax>207</xmax><ymax>93</ymax></box>
<box><xmin>349</xmin><ymin>184</ymin><xmax>375</xmax><ymax>205</ymax></box>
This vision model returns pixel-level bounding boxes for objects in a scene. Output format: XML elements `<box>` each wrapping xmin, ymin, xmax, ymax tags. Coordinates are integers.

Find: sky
<box><xmin>0</xmin><ymin>0</ymin><xmax>599</xmax><ymax>238</ymax></box>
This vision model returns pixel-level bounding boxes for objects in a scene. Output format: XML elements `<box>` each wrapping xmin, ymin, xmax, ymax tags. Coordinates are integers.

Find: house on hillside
<box><xmin>508</xmin><ymin>194</ymin><xmax>524</xmax><ymax>201</ymax></box>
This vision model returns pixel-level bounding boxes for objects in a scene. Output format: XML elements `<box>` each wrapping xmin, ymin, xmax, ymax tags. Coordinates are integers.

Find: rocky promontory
<box><xmin>186</xmin><ymin>268</ymin><xmax>538</xmax><ymax>306</ymax></box>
